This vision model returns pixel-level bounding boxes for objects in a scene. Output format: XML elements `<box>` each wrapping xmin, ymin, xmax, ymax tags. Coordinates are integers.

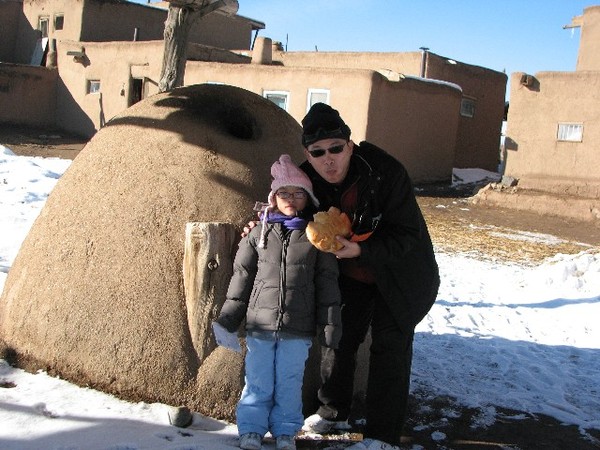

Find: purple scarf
<box><xmin>260</xmin><ymin>211</ymin><xmax>308</xmax><ymax>230</ymax></box>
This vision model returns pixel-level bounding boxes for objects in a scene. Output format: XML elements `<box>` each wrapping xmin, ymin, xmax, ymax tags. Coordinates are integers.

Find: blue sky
<box><xmin>236</xmin><ymin>0</ymin><xmax>593</xmax><ymax>77</ymax></box>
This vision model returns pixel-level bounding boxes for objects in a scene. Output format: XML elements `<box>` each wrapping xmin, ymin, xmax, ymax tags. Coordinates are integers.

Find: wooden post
<box><xmin>158</xmin><ymin>6</ymin><xmax>200</xmax><ymax>92</ymax></box>
<box><xmin>158</xmin><ymin>1</ymin><xmax>238</xmax><ymax>92</ymax></box>
<box><xmin>183</xmin><ymin>222</ymin><xmax>237</xmax><ymax>363</ymax></box>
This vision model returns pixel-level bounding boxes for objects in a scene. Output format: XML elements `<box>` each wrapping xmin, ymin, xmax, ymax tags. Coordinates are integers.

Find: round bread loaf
<box><xmin>306</xmin><ymin>206</ymin><xmax>352</xmax><ymax>252</ymax></box>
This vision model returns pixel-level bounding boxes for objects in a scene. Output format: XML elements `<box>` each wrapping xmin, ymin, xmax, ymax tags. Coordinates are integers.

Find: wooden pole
<box><xmin>158</xmin><ymin>5</ymin><xmax>200</xmax><ymax>92</ymax></box>
<box><xmin>183</xmin><ymin>222</ymin><xmax>237</xmax><ymax>363</ymax></box>
<box><xmin>158</xmin><ymin>1</ymin><xmax>237</xmax><ymax>93</ymax></box>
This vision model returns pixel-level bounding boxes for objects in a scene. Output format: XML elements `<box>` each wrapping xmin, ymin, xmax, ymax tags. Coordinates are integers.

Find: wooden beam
<box><xmin>183</xmin><ymin>222</ymin><xmax>237</xmax><ymax>363</ymax></box>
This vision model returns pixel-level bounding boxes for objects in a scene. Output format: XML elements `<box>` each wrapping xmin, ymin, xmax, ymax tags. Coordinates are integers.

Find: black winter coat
<box><xmin>217</xmin><ymin>222</ymin><xmax>342</xmax><ymax>348</ymax></box>
<box><xmin>301</xmin><ymin>141</ymin><xmax>440</xmax><ymax>330</ymax></box>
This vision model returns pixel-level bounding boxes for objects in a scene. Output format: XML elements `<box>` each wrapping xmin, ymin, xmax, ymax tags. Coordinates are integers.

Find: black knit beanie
<box><xmin>301</xmin><ymin>103</ymin><xmax>351</xmax><ymax>147</ymax></box>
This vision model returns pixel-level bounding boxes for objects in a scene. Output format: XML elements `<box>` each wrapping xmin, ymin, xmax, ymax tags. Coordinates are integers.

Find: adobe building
<box><xmin>0</xmin><ymin>0</ymin><xmax>508</xmax><ymax>183</ymax></box>
<box><xmin>182</xmin><ymin>56</ymin><xmax>463</xmax><ymax>183</ymax></box>
<box><xmin>502</xmin><ymin>5</ymin><xmax>600</xmax><ymax>204</ymax></box>
<box><xmin>272</xmin><ymin>49</ymin><xmax>507</xmax><ymax>173</ymax></box>
<box><xmin>5</xmin><ymin>0</ymin><xmax>261</xmax><ymax>63</ymax></box>
<box><xmin>0</xmin><ymin>0</ymin><xmax>263</xmax><ymax>133</ymax></box>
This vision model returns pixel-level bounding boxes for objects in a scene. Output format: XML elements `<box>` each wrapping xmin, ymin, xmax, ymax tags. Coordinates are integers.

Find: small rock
<box><xmin>500</xmin><ymin>176</ymin><xmax>518</xmax><ymax>187</ymax></box>
<box><xmin>167</xmin><ymin>406</ymin><xmax>193</xmax><ymax>428</ymax></box>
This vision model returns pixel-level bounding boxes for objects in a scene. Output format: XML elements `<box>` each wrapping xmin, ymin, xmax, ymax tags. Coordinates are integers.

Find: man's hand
<box><xmin>241</xmin><ymin>220</ymin><xmax>258</xmax><ymax>237</ymax></box>
<box><xmin>332</xmin><ymin>236</ymin><xmax>361</xmax><ymax>259</ymax></box>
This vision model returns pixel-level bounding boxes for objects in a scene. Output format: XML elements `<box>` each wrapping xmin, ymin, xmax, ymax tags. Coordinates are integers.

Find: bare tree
<box><xmin>158</xmin><ymin>0</ymin><xmax>239</xmax><ymax>93</ymax></box>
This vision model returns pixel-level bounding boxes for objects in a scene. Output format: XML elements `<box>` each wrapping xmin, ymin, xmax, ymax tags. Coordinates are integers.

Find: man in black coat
<box><xmin>300</xmin><ymin>103</ymin><xmax>440</xmax><ymax>450</ymax></box>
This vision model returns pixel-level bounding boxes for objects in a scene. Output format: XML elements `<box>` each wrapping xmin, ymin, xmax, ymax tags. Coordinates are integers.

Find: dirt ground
<box><xmin>2</xmin><ymin>124</ymin><xmax>599</xmax><ymax>449</ymax></box>
<box><xmin>0</xmin><ymin>124</ymin><xmax>88</xmax><ymax>160</ymax></box>
<box><xmin>418</xmin><ymin>184</ymin><xmax>600</xmax><ymax>265</ymax></box>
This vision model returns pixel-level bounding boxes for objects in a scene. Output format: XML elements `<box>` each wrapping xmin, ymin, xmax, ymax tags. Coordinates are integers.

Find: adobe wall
<box><xmin>185</xmin><ymin>61</ymin><xmax>374</xmax><ymax>142</ymax></box>
<box><xmin>80</xmin><ymin>0</ymin><xmax>165</xmax><ymax>42</ymax></box>
<box><xmin>56</xmin><ymin>40</ymin><xmax>165</xmax><ymax>137</ymax></box>
<box><xmin>0</xmin><ymin>0</ymin><xmax>21</xmax><ymax>63</ymax></box>
<box><xmin>0</xmin><ymin>64</ymin><xmax>57</xmax><ymax>127</ymax></box>
<box><xmin>187</xmin><ymin>43</ymin><xmax>251</xmax><ymax>64</ymax></box>
<box><xmin>426</xmin><ymin>53</ymin><xmax>507</xmax><ymax>171</ymax></box>
<box><xmin>576</xmin><ymin>6</ymin><xmax>600</xmax><ymax>71</ymax></box>
<box><xmin>368</xmin><ymin>73</ymin><xmax>460</xmax><ymax>183</ymax></box>
<box><xmin>274</xmin><ymin>50</ymin><xmax>423</xmax><ymax>74</ymax></box>
<box><xmin>504</xmin><ymin>71</ymin><xmax>600</xmax><ymax>198</ymax></box>
<box><xmin>187</xmin><ymin>13</ymin><xmax>254</xmax><ymax>50</ymax></box>
<box><xmin>19</xmin><ymin>0</ymin><xmax>84</xmax><ymax>63</ymax></box>
<box><xmin>22</xmin><ymin>0</ymin><xmax>84</xmax><ymax>40</ymax></box>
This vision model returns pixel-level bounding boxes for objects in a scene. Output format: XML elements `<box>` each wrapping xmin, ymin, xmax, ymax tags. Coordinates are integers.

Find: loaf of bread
<box><xmin>306</xmin><ymin>207</ymin><xmax>352</xmax><ymax>252</ymax></box>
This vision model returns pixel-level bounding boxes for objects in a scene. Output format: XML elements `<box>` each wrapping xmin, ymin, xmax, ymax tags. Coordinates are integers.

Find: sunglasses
<box><xmin>276</xmin><ymin>191</ymin><xmax>307</xmax><ymax>200</ymax></box>
<box><xmin>307</xmin><ymin>143</ymin><xmax>346</xmax><ymax>158</ymax></box>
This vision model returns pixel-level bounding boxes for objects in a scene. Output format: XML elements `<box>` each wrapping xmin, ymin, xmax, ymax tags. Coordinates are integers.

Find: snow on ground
<box><xmin>0</xmin><ymin>146</ymin><xmax>599</xmax><ymax>449</ymax></box>
<box><xmin>451</xmin><ymin>167</ymin><xmax>502</xmax><ymax>187</ymax></box>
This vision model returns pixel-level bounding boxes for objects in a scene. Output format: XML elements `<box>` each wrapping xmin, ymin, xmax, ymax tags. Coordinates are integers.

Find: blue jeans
<box><xmin>237</xmin><ymin>332</ymin><xmax>312</xmax><ymax>437</ymax></box>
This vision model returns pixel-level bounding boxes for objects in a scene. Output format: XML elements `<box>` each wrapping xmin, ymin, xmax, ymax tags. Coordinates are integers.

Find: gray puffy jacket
<box><xmin>217</xmin><ymin>222</ymin><xmax>342</xmax><ymax>348</ymax></box>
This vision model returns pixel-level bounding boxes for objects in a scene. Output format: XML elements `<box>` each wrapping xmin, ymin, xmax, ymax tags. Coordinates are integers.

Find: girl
<box><xmin>216</xmin><ymin>154</ymin><xmax>342</xmax><ymax>450</ymax></box>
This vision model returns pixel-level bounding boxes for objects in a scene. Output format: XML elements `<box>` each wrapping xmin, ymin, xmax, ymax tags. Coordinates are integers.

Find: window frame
<box><xmin>557</xmin><ymin>122</ymin><xmax>583</xmax><ymax>142</ymax></box>
<box><xmin>306</xmin><ymin>89</ymin><xmax>330</xmax><ymax>111</ymax></box>
<box><xmin>263</xmin><ymin>90</ymin><xmax>290</xmax><ymax>111</ymax></box>
<box><xmin>460</xmin><ymin>97</ymin><xmax>476</xmax><ymax>118</ymax></box>
<box><xmin>38</xmin><ymin>16</ymin><xmax>50</xmax><ymax>38</ymax></box>
<box><xmin>54</xmin><ymin>14</ymin><xmax>64</xmax><ymax>31</ymax></box>
<box><xmin>87</xmin><ymin>79</ymin><xmax>101</xmax><ymax>94</ymax></box>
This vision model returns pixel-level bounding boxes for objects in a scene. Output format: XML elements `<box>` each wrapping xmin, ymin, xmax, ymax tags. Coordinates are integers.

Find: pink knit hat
<box><xmin>267</xmin><ymin>154</ymin><xmax>319</xmax><ymax>207</ymax></box>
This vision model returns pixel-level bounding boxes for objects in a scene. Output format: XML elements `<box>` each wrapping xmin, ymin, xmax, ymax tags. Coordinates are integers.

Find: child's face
<box><xmin>275</xmin><ymin>186</ymin><xmax>308</xmax><ymax>216</ymax></box>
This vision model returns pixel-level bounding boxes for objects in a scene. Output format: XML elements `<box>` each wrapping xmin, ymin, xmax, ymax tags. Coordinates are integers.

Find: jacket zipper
<box><xmin>277</xmin><ymin>231</ymin><xmax>290</xmax><ymax>331</ymax></box>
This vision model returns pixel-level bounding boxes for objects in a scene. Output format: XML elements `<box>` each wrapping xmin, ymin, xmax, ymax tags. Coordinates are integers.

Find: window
<box><xmin>87</xmin><ymin>80</ymin><xmax>101</xmax><ymax>94</ymax></box>
<box><xmin>557</xmin><ymin>123</ymin><xmax>583</xmax><ymax>142</ymax></box>
<box><xmin>38</xmin><ymin>16</ymin><xmax>50</xmax><ymax>38</ymax></box>
<box><xmin>307</xmin><ymin>89</ymin><xmax>330</xmax><ymax>110</ymax></box>
<box><xmin>54</xmin><ymin>14</ymin><xmax>64</xmax><ymax>31</ymax></box>
<box><xmin>460</xmin><ymin>97</ymin><xmax>475</xmax><ymax>118</ymax></box>
<box><xmin>263</xmin><ymin>90</ymin><xmax>289</xmax><ymax>111</ymax></box>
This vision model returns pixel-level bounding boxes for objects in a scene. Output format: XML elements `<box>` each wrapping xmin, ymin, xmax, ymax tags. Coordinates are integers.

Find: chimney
<box><xmin>252</xmin><ymin>37</ymin><xmax>273</xmax><ymax>65</ymax></box>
